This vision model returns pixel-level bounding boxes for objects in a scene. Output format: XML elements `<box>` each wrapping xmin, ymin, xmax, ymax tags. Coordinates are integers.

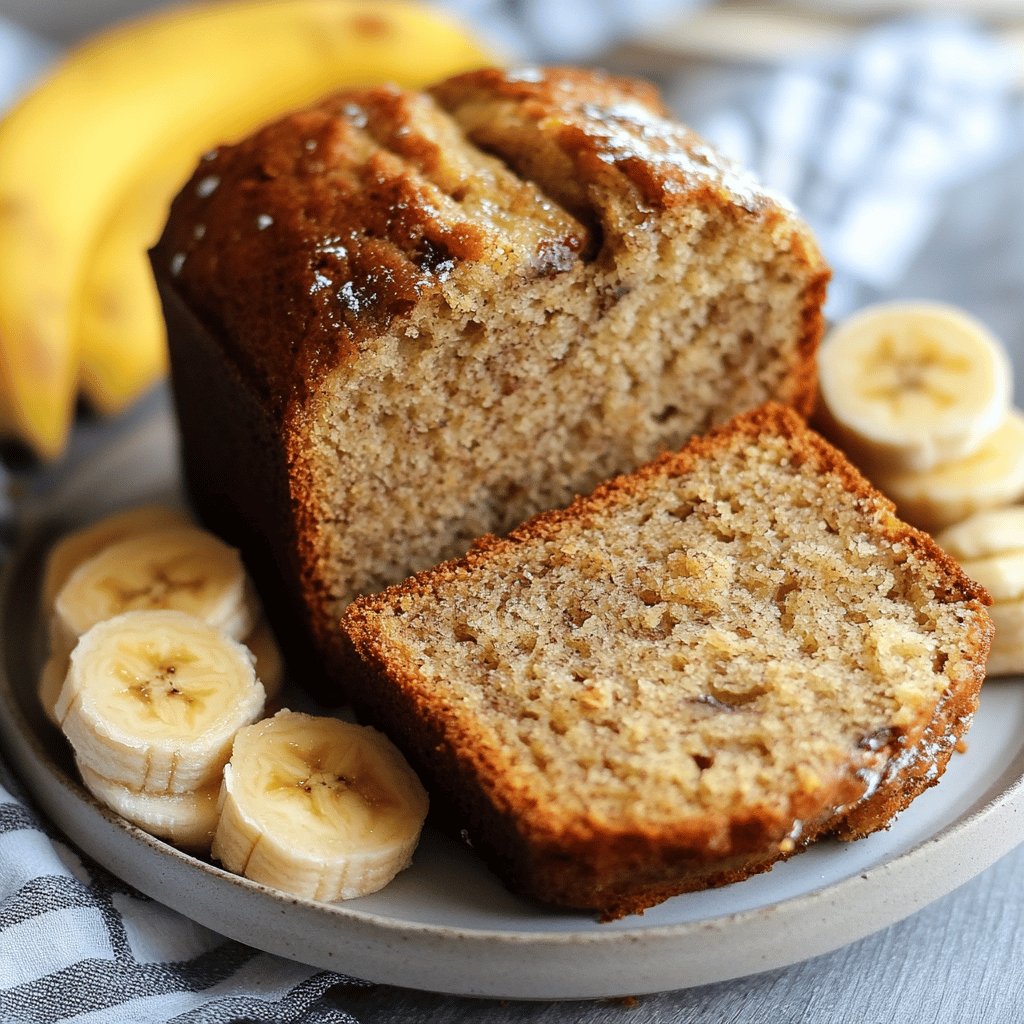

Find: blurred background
<box><xmin>5</xmin><ymin>0</ymin><xmax>1024</xmax><ymax>55</ymax></box>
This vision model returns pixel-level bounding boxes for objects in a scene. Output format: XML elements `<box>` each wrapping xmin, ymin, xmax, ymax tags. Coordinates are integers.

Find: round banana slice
<box><xmin>933</xmin><ymin>511</ymin><xmax>1024</xmax><ymax>677</ymax></box>
<box><xmin>77</xmin><ymin>760</ymin><xmax>220</xmax><ymax>854</ymax></box>
<box><xmin>935</xmin><ymin>507</ymin><xmax>1024</xmax><ymax>562</ymax></box>
<box><xmin>212</xmin><ymin>710</ymin><xmax>428</xmax><ymax>901</ymax></box>
<box><xmin>818</xmin><ymin>301</ymin><xmax>1012</xmax><ymax>473</ymax></box>
<box><xmin>245</xmin><ymin>618</ymin><xmax>285</xmax><ymax>702</ymax></box>
<box><xmin>872</xmin><ymin>411</ymin><xmax>1024</xmax><ymax>533</ymax></box>
<box><xmin>51</xmin><ymin>525</ymin><xmax>259</xmax><ymax>658</ymax></box>
<box><xmin>56</xmin><ymin>609</ymin><xmax>265</xmax><ymax>795</ymax></box>
<box><xmin>41</xmin><ymin>505</ymin><xmax>191</xmax><ymax>614</ymax></box>
<box><xmin>989</xmin><ymin>631</ymin><xmax>1024</xmax><ymax>677</ymax></box>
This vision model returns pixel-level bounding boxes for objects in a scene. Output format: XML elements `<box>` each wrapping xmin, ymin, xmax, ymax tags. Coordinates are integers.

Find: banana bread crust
<box><xmin>156</xmin><ymin>68</ymin><xmax>825</xmax><ymax>413</ymax></box>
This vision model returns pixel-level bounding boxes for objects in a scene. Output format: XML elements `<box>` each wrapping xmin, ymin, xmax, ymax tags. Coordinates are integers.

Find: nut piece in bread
<box><xmin>342</xmin><ymin>404</ymin><xmax>992</xmax><ymax>918</ymax></box>
<box><xmin>152</xmin><ymin>67</ymin><xmax>829</xmax><ymax>685</ymax></box>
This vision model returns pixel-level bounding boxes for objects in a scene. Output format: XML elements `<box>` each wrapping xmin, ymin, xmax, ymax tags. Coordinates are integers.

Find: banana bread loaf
<box><xmin>153</xmin><ymin>67</ymin><xmax>829</xmax><ymax>686</ymax></box>
<box><xmin>343</xmin><ymin>404</ymin><xmax>991</xmax><ymax>918</ymax></box>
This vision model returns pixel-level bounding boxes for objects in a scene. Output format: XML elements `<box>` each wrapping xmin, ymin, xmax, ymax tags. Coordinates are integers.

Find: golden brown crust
<box><xmin>154</xmin><ymin>68</ymin><xmax>826</xmax><ymax>418</ymax></box>
<box><xmin>432</xmin><ymin>67</ymin><xmax>769</xmax><ymax>218</ymax></box>
<box><xmin>157</xmin><ymin>280</ymin><xmax>336</xmax><ymax>690</ymax></box>
<box><xmin>829</xmin><ymin>660</ymin><xmax>986</xmax><ymax>841</ymax></box>
<box><xmin>154</xmin><ymin>81</ymin><xmax>589</xmax><ymax>415</ymax></box>
<box><xmin>429</xmin><ymin>67</ymin><xmax>828</xmax><ymax>421</ymax></box>
<box><xmin>343</xmin><ymin>404</ymin><xmax>991</xmax><ymax>917</ymax></box>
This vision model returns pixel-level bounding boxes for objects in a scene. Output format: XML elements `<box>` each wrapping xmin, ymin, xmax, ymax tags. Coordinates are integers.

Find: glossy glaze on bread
<box><xmin>343</xmin><ymin>404</ymin><xmax>992</xmax><ymax>917</ymax></box>
<box><xmin>153</xmin><ymin>68</ymin><xmax>829</xmax><ymax>680</ymax></box>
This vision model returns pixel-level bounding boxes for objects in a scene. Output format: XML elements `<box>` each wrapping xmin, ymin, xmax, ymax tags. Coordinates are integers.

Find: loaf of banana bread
<box><xmin>342</xmin><ymin>404</ymin><xmax>992</xmax><ymax>918</ymax></box>
<box><xmin>153</xmin><ymin>66</ymin><xmax>829</xmax><ymax>684</ymax></box>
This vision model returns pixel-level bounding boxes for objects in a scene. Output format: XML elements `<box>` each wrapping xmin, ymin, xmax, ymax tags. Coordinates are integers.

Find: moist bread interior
<box><xmin>349</xmin><ymin>408</ymin><xmax>988</xmax><ymax>831</ymax></box>
<box><xmin>310</xmin><ymin>104</ymin><xmax>816</xmax><ymax>608</ymax></box>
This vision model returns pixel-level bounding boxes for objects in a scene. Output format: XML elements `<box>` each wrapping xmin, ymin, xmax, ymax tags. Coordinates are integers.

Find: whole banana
<box><xmin>0</xmin><ymin>0</ymin><xmax>489</xmax><ymax>457</ymax></box>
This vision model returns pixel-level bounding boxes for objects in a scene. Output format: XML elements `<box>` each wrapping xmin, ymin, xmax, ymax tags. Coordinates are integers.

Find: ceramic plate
<box><xmin>2</xmin><ymin>399</ymin><xmax>1023</xmax><ymax>1000</ymax></box>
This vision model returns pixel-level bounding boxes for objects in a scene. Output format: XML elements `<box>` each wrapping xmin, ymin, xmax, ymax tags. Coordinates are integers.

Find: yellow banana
<box><xmin>77</xmin><ymin>183</ymin><xmax>170</xmax><ymax>418</ymax></box>
<box><xmin>0</xmin><ymin>0</ymin><xmax>490</xmax><ymax>455</ymax></box>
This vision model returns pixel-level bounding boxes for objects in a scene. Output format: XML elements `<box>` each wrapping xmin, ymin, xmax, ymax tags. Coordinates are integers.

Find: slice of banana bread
<box><xmin>152</xmin><ymin>67</ymin><xmax>828</xmax><ymax>685</ymax></box>
<box><xmin>342</xmin><ymin>404</ymin><xmax>992</xmax><ymax>918</ymax></box>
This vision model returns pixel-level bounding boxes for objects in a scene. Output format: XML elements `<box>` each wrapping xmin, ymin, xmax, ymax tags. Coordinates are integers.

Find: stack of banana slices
<box><xmin>818</xmin><ymin>300</ymin><xmax>1024</xmax><ymax>677</ymax></box>
<box><xmin>936</xmin><ymin>510</ymin><xmax>1024</xmax><ymax>677</ymax></box>
<box><xmin>818</xmin><ymin>301</ymin><xmax>1024</xmax><ymax>534</ymax></box>
<box><xmin>39</xmin><ymin>507</ymin><xmax>429</xmax><ymax>901</ymax></box>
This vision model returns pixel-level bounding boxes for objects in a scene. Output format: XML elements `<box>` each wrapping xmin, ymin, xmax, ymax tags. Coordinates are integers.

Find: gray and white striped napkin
<box><xmin>1</xmin><ymin>8</ymin><xmax>1020</xmax><ymax>1022</ymax></box>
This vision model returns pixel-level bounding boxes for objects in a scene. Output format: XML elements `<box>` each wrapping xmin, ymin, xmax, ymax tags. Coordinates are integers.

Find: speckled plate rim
<box><xmin>2</xmin><ymin>402</ymin><xmax>1023</xmax><ymax>1000</ymax></box>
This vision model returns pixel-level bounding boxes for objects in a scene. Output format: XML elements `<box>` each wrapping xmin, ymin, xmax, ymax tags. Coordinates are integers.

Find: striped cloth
<box><xmin>0</xmin><ymin>10</ymin><xmax>1019</xmax><ymax>1023</ymax></box>
<box><xmin>0</xmin><ymin>760</ymin><xmax>365</xmax><ymax>1023</ymax></box>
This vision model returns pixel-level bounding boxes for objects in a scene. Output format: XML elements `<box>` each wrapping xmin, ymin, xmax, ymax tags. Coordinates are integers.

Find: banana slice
<box><xmin>954</xmin><ymin>552</ymin><xmax>1024</xmax><ymax>603</ymax></box>
<box><xmin>935</xmin><ymin>507</ymin><xmax>1024</xmax><ymax>562</ymax></box>
<box><xmin>987</xmin><ymin>600</ymin><xmax>1024</xmax><ymax>677</ymax></box>
<box><xmin>41</xmin><ymin>505</ymin><xmax>190</xmax><ymax>614</ymax></box>
<box><xmin>872</xmin><ymin>411</ymin><xmax>1024</xmax><ymax>533</ymax></box>
<box><xmin>990</xmin><ymin>599</ymin><xmax>1024</xmax><ymax>637</ymax></box>
<box><xmin>38</xmin><ymin>654</ymin><xmax>69</xmax><ymax>728</ymax></box>
<box><xmin>77</xmin><ymin>760</ymin><xmax>220</xmax><ymax>854</ymax></box>
<box><xmin>818</xmin><ymin>301</ymin><xmax>1012</xmax><ymax>473</ymax></box>
<box><xmin>245</xmin><ymin>617</ymin><xmax>285</xmax><ymax>702</ymax></box>
<box><xmin>989</xmin><ymin>632</ymin><xmax>1024</xmax><ymax>677</ymax></box>
<box><xmin>933</xmin><ymin>512</ymin><xmax>1024</xmax><ymax>676</ymax></box>
<box><xmin>51</xmin><ymin>524</ymin><xmax>258</xmax><ymax>659</ymax></box>
<box><xmin>212</xmin><ymin>710</ymin><xmax>428</xmax><ymax>901</ymax></box>
<box><xmin>56</xmin><ymin>609</ymin><xmax>265</xmax><ymax>794</ymax></box>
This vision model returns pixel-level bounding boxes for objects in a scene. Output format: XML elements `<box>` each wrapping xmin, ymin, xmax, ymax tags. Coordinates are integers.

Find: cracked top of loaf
<box><xmin>154</xmin><ymin>66</ymin><xmax>811</xmax><ymax>416</ymax></box>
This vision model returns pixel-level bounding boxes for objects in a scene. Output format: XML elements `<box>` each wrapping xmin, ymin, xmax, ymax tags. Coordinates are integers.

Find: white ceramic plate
<box><xmin>2</xmin><ymin>400</ymin><xmax>1023</xmax><ymax>1001</ymax></box>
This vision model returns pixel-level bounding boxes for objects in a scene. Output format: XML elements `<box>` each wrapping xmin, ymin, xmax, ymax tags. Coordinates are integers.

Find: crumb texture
<box><xmin>157</xmin><ymin>68</ymin><xmax>828</xmax><ymax>633</ymax></box>
<box><xmin>347</xmin><ymin>408</ymin><xmax>990</xmax><ymax>850</ymax></box>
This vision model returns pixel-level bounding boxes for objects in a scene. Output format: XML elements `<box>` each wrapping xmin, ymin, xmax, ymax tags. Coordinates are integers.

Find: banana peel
<box><xmin>0</xmin><ymin>0</ymin><xmax>491</xmax><ymax>458</ymax></box>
